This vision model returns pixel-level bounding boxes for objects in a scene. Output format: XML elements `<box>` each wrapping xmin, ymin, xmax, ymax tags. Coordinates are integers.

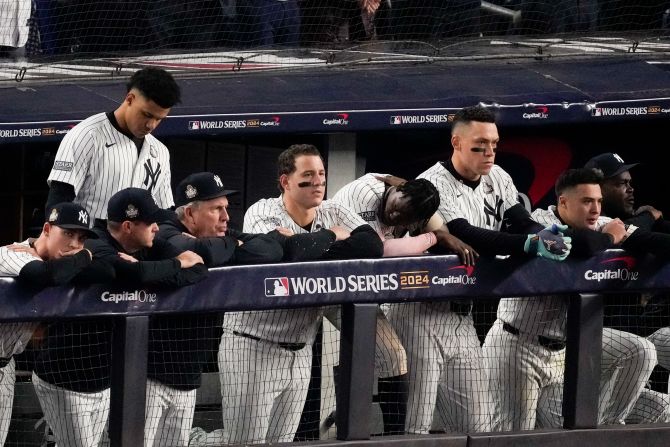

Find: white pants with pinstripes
<box><xmin>218</xmin><ymin>331</ymin><xmax>311</xmax><ymax>444</ymax></box>
<box><xmin>0</xmin><ymin>358</ymin><xmax>15</xmax><ymax>446</ymax></box>
<box><xmin>386</xmin><ymin>303</ymin><xmax>494</xmax><ymax>434</ymax></box>
<box><xmin>144</xmin><ymin>379</ymin><xmax>196</xmax><ymax>447</ymax></box>
<box><xmin>32</xmin><ymin>373</ymin><xmax>109</xmax><ymax>447</ymax></box>
<box><xmin>483</xmin><ymin>324</ymin><xmax>658</xmax><ymax>430</ymax></box>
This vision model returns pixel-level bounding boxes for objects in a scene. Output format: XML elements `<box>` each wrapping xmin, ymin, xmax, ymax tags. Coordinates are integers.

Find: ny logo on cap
<box><xmin>613</xmin><ymin>153</ymin><xmax>625</xmax><ymax>164</ymax></box>
<box><xmin>49</xmin><ymin>208</ymin><xmax>59</xmax><ymax>222</ymax></box>
<box><xmin>78</xmin><ymin>210</ymin><xmax>88</xmax><ymax>225</ymax></box>
<box><xmin>185</xmin><ymin>185</ymin><xmax>197</xmax><ymax>199</ymax></box>
<box><xmin>126</xmin><ymin>204</ymin><xmax>139</xmax><ymax>219</ymax></box>
<box><xmin>214</xmin><ymin>175</ymin><xmax>223</xmax><ymax>188</ymax></box>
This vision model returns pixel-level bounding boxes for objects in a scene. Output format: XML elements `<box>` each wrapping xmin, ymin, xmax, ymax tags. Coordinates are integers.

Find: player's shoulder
<box><xmin>67</xmin><ymin>113</ymin><xmax>110</xmax><ymax>134</ymax></box>
<box><xmin>417</xmin><ymin>162</ymin><xmax>446</xmax><ymax>180</ymax></box>
<box><xmin>246</xmin><ymin>197</ymin><xmax>283</xmax><ymax>215</ymax></box>
<box><xmin>0</xmin><ymin>241</ymin><xmax>39</xmax><ymax>274</ymax></box>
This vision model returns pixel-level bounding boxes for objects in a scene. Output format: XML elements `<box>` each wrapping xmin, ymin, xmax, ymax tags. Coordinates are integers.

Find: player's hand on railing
<box><xmin>275</xmin><ymin>227</ymin><xmax>294</xmax><ymax>237</ymax></box>
<box><xmin>635</xmin><ymin>205</ymin><xmax>663</xmax><ymax>221</ymax></box>
<box><xmin>524</xmin><ymin>224</ymin><xmax>571</xmax><ymax>261</ymax></box>
<box><xmin>601</xmin><ymin>218</ymin><xmax>627</xmax><ymax>245</ymax></box>
<box><xmin>59</xmin><ymin>246</ymin><xmax>90</xmax><ymax>259</ymax></box>
<box><xmin>329</xmin><ymin>226</ymin><xmax>351</xmax><ymax>241</ymax></box>
<box><xmin>118</xmin><ymin>252</ymin><xmax>138</xmax><ymax>263</ymax></box>
<box><xmin>433</xmin><ymin>229</ymin><xmax>478</xmax><ymax>266</ymax></box>
<box><xmin>176</xmin><ymin>250</ymin><xmax>204</xmax><ymax>268</ymax></box>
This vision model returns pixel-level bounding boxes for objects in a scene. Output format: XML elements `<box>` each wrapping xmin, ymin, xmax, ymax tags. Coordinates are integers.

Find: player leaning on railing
<box><xmin>1</xmin><ymin>202</ymin><xmax>111</xmax><ymax>447</ymax></box>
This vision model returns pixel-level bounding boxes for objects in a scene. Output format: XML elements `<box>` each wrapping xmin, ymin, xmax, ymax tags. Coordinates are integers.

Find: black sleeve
<box><xmin>114</xmin><ymin>258</ymin><xmax>208</xmax><ymax>287</ymax></box>
<box><xmin>563</xmin><ymin>228</ymin><xmax>613</xmax><ymax>258</ymax></box>
<box><xmin>321</xmin><ymin>225</ymin><xmax>384</xmax><ymax>260</ymax></box>
<box><xmin>164</xmin><ymin>230</ymin><xmax>238</xmax><ymax>267</ymax></box>
<box><xmin>45</xmin><ymin>180</ymin><xmax>76</xmax><ymax>210</ymax></box>
<box><xmin>71</xmin><ymin>259</ymin><xmax>116</xmax><ymax>284</ymax></box>
<box><xmin>624</xmin><ymin>212</ymin><xmax>656</xmax><ymax>232</ymax></box>
<box><xmin>282</xmin><ymin>229</ymin><xmax>337</xmax><ymax>262</ymax></box>
<box><xmin>622</xmin><ymin>230</ymin><xmax>670</xmax><ymax>260</ymax></box>
<box><xmin>228</xmin><ymin>230</ymin><xmax>284</xmax><ymax>265</ymax></box>
<box><xmin>653</xmin><ymin>219</ymin><xmax>670</xmax><ymax>234</ymax></box>
<box><xmin>502</xmin><ymin>203</ymin><xmax>545</xmax><ymax>234</ymax></box>
<box><xmin>446</xmin><ymin>218</ymin><xmax>528</xmax><ymax>256</ymax></box>
<box><xmin>18</xmin><ymin>250</ymin><xmax>92</xmax><ymax>287</ymax></box>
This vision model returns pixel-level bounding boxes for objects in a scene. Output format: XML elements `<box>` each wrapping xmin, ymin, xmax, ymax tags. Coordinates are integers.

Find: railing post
<box><xmin>336</xmin><ymin>303</ymin><xmax>377</xmax><ymax>440</ymax></box>
<box><xmin>109</xmin><ymin>316</ymin><xmax>149</xmax><ymax>447</ymax></box>
<box><xmin>563</xmin><ymin>293</ymin><xmax>603</xmax><ymax>429</ymax></box>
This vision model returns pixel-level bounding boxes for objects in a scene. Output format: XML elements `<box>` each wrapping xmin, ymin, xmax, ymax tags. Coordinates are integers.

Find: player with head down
<box><xmin>386</xmin><ymin>105</ymin><xmax>572</xmax><ymax>435</ymax></box>
<box><xmin>218</xmin><ymin>144</ymin><xmax>384</xmax><ymax>444</ymax></box>
<box><xmin>46</xmin><ymin>67</ymin><xmax>181</xmax><ymax>225</ymax></box>
<box><xmin>0</xmin><ymin>203</ymin><xmax>107</xmax><ymax>447</ymax></box>
<box><xmin>329</xmin><ymin>173</ymin><xmax>477</xmax><ymax>435</ymax></box>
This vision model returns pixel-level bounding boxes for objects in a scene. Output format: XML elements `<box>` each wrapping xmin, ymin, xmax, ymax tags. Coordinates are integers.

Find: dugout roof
<box><xmin>1</xmin><ymin>51</ymin><xmax>670</xmax><ymax>143</ymax></box>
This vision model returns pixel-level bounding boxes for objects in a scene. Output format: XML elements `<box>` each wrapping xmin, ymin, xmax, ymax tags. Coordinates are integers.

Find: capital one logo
<box><xmin>265</xmin><ymin>277</ymin><xmax>290</xmax><ymax>297</ymax></box>
<box><xmin>584</xmin><ymin>256</ymin><xmax>638</xmax><ymax>282</ymax></box>
<box><xmin>432</xmin><ymin>264</ymin><xmax>477</xmax><ymax>286</ymax></box>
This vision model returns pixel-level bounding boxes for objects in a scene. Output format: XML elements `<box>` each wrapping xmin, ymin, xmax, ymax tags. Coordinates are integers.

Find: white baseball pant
<box><xmin>32</xmin><ymin>373</ymin><xmax>109</xmax><ymax>447</ymax></box>
<box><xmin>386</xmin><ymin>302</ymin><xmax>494</xmax><ymax>434</ymax></box>
<box><xmin>218</xmin><ymin>331</ymin><xmax>311</xmax><ymax>444</ymax></box>
<box><xmin>0</xmin><ymin>358</ymin><xmax>16</xmax><ymax>446</ymax></box>
<box><xmin>144</xmin><ymin>379</ymin><xmax>196</xmax><ymax>447</ymax></box>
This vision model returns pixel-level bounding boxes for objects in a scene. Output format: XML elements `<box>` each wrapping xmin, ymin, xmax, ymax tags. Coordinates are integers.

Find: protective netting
<box><xmin>1</xmin><ymin>1</ymin><xmax>669</xmax><ymax>83</ymax></box>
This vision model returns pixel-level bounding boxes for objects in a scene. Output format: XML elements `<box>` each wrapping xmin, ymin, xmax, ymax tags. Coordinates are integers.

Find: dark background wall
<box><xmin>1</xmin><ymin>119</ymin><xmax>665</xmax><ymax>242</ymax></box>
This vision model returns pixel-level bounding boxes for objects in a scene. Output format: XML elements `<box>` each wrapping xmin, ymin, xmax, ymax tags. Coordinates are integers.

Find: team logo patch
<box><xmin>359</xmin><ymin>211</ymin><xmax>377</xmax><ymax>222</ymax></box>
<box><xmin>188</xmin><ymin>121</ymin><xmax>200</xmax><ymax>130</ymax></box>
<box><xmin>53</xmin><ymin>161</ymin><xmax>73</xmax><ymax>172</ymax></box>
<box><xmin>78</xmin><ymin>210</ymin><xmax>89</xmax><ymax>225</ymax></box>
<box><xmin>213</xmin><ymin>175</ymin><xmax>223</xmax><ymax>188</ymax></box>
<box><xmin>265</xmin><ymin>277</ymin><xmax>290</xmax><ymax>297</ymax></box>
<box><xmin>48</xmin><ymin>208</ymin><xmax>59</xmax><ymax>222</ymax></box>
<box><xmin>125</xmin><ymin>204</ymin><xmax>139</xmax><ymax>219</ymax></box>
<box><xmin>185</xmin><ymin>185</ymin><xmax>197</xmax><ymax>199</ymax></box>
<box><xmin>150</xmin><ymin>146</ymin><xmax>158</xmax><ymax>158</ymax></box>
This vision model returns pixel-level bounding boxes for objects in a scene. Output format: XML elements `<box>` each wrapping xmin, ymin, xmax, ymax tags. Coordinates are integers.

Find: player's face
<box><xmin>124</xmin><ymin>90</ymin><xmax>171</xmax><ymax>138</ymax></box>
<box><xmin>129</xmin><ymin>221</ymin><xmax>159</xmax><ymax>248</ymax></box>
<box><xmin>601</xmin><ymin>171</ymin><xmax>635</xmax><ymax>217</ymax></box>
<box><xmin>188</xmin><ymin>196</ymin><xmax>230</xmax><ymax>237</ymax></box>
<box><xmin>281</xmin><ymin>155</ymin><xmax>326</xmax><ymax>210</ymax></box>
<box><xmin>451</xmin><ymin>121</ymin><xmax>499</xmax><ymax>181</ymax></box>
<box><xmin>382</xmin><ymin>188</ymin><xmax>414</xmax><ymax>226</ymax></box>
<box><xmin>44</xmin><ymin>225</ymin><xmax>87</xmax><ymax>259</ymax></box>
<box><xmin>558</xmin><ymin>183</ymin><xmax>602</xmax><ymax>230</ymax></box>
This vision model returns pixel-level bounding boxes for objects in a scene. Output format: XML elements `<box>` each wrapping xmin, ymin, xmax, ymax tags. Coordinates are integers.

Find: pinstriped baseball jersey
<box><xmin>223</xmin><ymin>196</ymin><xmax>367</xmax><ymax>344</ymax></box>
<box><xmin>498</xmin><ymin>206</ymin><xmax>612</xmax><ymax>339</ymax></box>
<box><xmin>418</xmin><ymin>162</ymin><xmax>519</xmax><ymax>230</ymax></box>
<box><xmin>331</xmin><ymin>173</ymin><xmax>419</xmax><ymax>240</ymax></box>
<box><xmin>47</xmin><ymin>113</ymin><xmax>173</xmax><ymax>220</ymax></box>
<box><xmin>0</xmin><ymin>241</ymin><xmax>39</xmax><ymax>358</ymax></box>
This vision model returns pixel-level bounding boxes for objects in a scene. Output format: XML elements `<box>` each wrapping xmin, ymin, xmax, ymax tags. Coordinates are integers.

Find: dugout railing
<box><xmin>2</xmin><ymin>251</ymin><xmax>670</xmax><ymax>446</ymax></box>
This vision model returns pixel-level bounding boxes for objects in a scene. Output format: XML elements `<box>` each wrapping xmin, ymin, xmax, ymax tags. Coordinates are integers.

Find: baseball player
<box><xmin>583</xmin><ymin>153</ymin><xmax>670</xmax><ymax>423</ymax></box>
<box><xmin>386</xmin><ymin>105</ymin><xmax>571</xmax><ymax>435</ymax></box>
<box><xmin>330</xmin><ymin>173</ymin><xmax>477</xmax><ymax>434</ymax></box>
<box><xmin>483</xmin><ymin>167</ymin><xmax>667</xmax><ymax>431</ymax></box>
<box><xmin>46</xmin><ymin>67</ymin><xmax>180</xmax><ymax>223</ymax></box>
<box><xmin>32</xmin><ymin>189</ymin><xmax>206</xmax><ymax>447</ymax></box>
<box><xmin>219</xmin><ymin>144</ymin><xmax>383</xmax><ymax>444</ymax></box>
<box><xmin>2</xmin><ymin>202</ymin><xmax>106</xmax><ymax>447</ymax></box>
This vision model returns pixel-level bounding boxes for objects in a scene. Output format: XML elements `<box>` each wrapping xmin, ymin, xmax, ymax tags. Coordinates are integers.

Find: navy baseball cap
<box><xmin>107</xmin><ymin>188</ymin><xmax>173</xmax><ymax>224</ymax></box>
<box><xmin>584</xmin><ymin>153</ymin><xmax>639</xmax><ymax>179</ymax></box>
<box><xmin>175</xmin><ymin>172</ymin><xmax>238</xmax><ymax>207</ymax></box>
<box><xmin>46</xmin><ymin>202</ymin><xmax>97</xmax><ymax>238</ymax></box>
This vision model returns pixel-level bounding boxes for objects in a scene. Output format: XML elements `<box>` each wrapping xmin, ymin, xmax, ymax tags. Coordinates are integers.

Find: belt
<box><xmin>233</xmin><ymin>331</ymin><xmax>306</xmax><ymax>352</ymax></box>
<box><xmin>449</xmin><ymin>300</ymin><xmax>473</xmax><ymax>317</ymax></box>
<box><xmin>0</xmin><ymin>357</ymin><xmax>11</xmax><ymax>368</ymax></box>
<box><xmin>503</xmin><ymin>323</ymin><xmax>566</xmax><ymax>351</ymax></box>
